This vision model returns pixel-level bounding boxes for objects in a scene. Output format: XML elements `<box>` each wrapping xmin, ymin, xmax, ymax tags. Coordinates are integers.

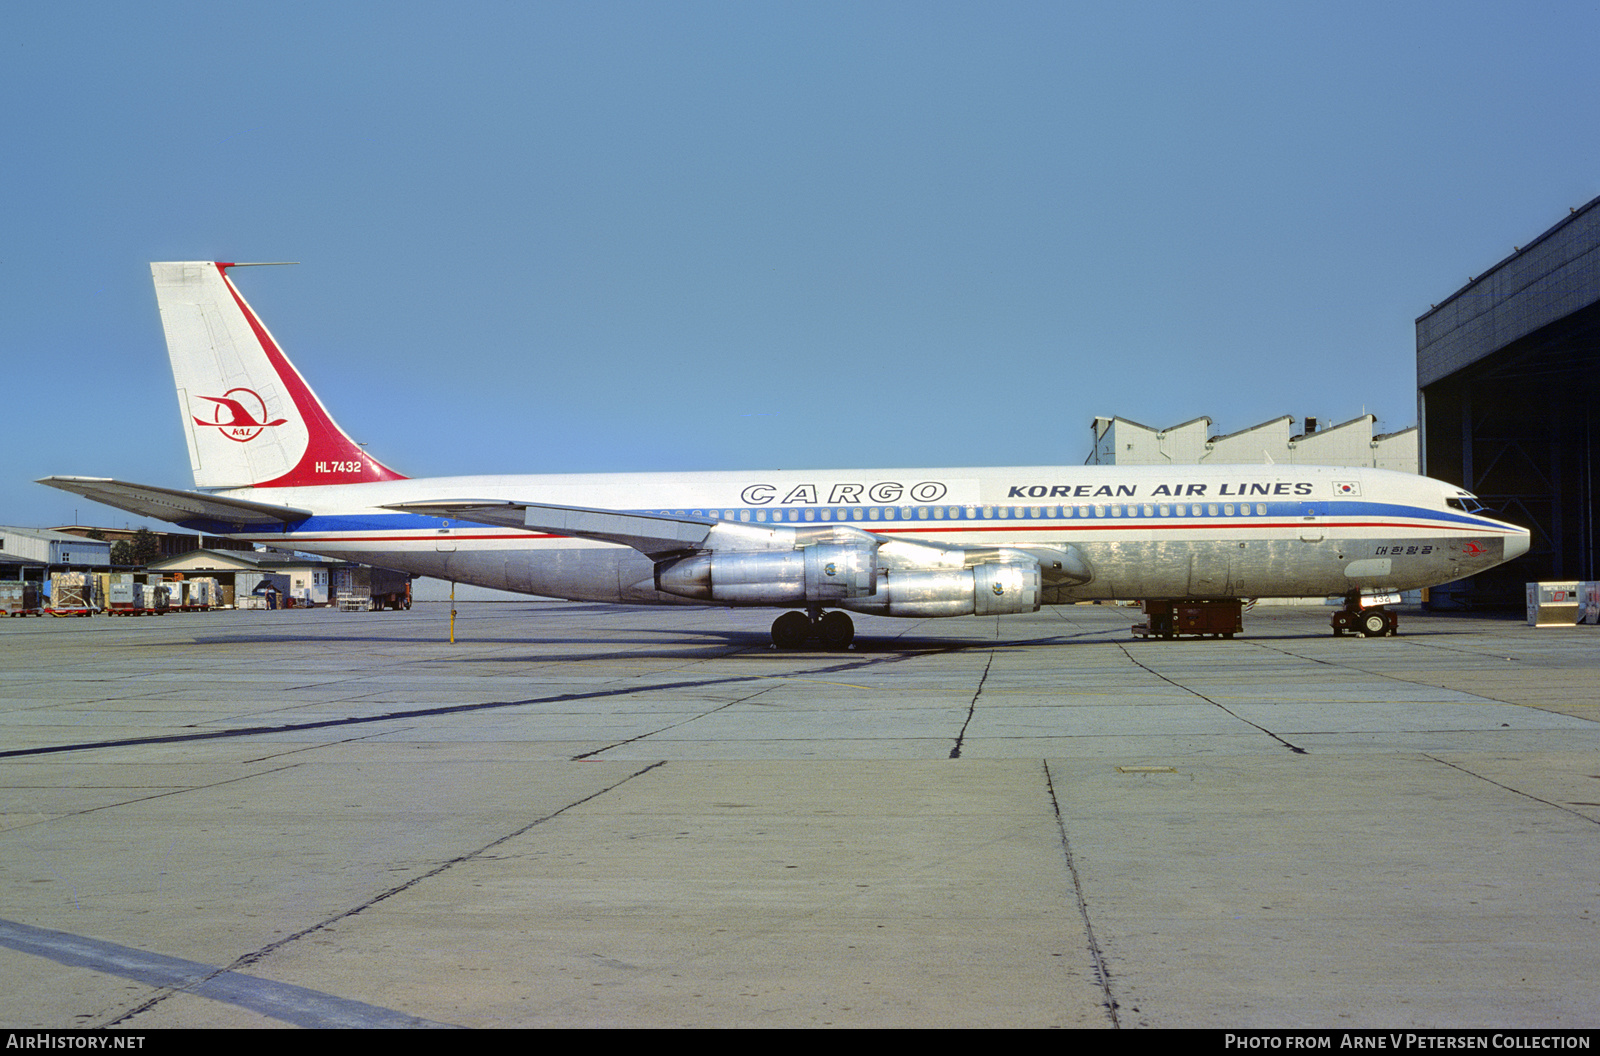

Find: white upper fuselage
<box><xmin>208</xmin><ymin>462</ymin><xmax>1528</xmax><ymax>604</ymax></box>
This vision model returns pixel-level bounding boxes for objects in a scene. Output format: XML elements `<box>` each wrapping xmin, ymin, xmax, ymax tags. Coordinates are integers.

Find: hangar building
<box><xmin>1088</xmin><ymin>414</ymin><xmax>1417</xmax><ymax>471</ymax></box>
<box><xmin>1418</xmin><ymin>196</ymin><xmax>1600</xmax><ymax>607</ymax></box>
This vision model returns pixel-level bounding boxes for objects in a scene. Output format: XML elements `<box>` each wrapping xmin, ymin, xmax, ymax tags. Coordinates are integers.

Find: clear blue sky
<box><xmin>5</xmin><ymin>1</ymin><xmax>1598</xmax><ymax>530</ymax></box>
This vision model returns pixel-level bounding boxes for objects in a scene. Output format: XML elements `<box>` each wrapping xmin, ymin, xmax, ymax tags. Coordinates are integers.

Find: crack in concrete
<box><xmin>1116</xmin><ymin>643</ymin><xmax>1308</xmax><ymax>754</ymax></box>
<box><xmin>104</xmin><ymin>759</ymin><xmax>667</xmax><ymax>1028</ymax></box>
<box><xmin>1042</xmin><ymin>759</ymin><xmax>1120</xmax><ymax>1027</ymax></box>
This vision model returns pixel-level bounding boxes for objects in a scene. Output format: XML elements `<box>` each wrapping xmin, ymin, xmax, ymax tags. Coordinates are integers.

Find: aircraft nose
<box><xmin>1505</xmin><ymin>529</ymin><xmax>1531</xmax><ymax>561</ymax></box>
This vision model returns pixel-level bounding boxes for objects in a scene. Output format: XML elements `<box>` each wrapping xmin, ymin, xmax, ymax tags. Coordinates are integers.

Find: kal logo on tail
<box><xmin>191</xmin><ymin>388</ymin><xmax>288</xmax><ymax>443</ymax></box>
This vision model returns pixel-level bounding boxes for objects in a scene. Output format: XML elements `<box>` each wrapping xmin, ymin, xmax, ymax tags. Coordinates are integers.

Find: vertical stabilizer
<box><xmin>152</xmin><ymin>262</ymin><xmax>406</xmax><ymax>489</ymax></box>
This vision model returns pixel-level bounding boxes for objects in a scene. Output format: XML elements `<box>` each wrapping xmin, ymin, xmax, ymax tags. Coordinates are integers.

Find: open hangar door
<box><xmin>1418</xmin><ymin>199</ymin><xmax>1600</xmax><ymax>608</ymax></box>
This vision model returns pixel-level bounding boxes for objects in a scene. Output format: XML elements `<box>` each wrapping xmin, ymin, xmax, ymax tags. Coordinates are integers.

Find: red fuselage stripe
<box><xmin>273</xmin><ymin>518</ymin><xmax>1512</xmax><ymax>544</ymax></box>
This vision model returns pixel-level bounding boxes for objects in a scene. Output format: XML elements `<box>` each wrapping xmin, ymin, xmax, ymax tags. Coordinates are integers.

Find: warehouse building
<box><xmin>1418</xmin><ymin>196</ymin><xmax>1600</xmax><ymax>607</ymax></box>
<box><xmin>148</xmin><ymin>549</ymin><xmax>343</xmax><ymax>607</ymax></box>
<box><xmin>0</xmin><ymin>525</ymin><xmax>112</xmax><ymax>581</ymax></box>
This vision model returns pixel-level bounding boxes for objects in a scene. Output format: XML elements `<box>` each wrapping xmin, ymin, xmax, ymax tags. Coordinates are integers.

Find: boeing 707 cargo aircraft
<box><xmin>41</xmin><ymin>262</ymin><xmax>1529</xmax><ymax>648</ymax></box>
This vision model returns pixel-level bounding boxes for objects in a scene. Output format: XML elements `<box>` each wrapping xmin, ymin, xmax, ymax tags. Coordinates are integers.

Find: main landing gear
<box><xmin>770</xmin><ymin>609</ymin><xmax>855</xmax><ymax>651</ymax></box>
<box><xmin>1330</xmin><ymin>593</ymin><xmax>1398</xmax><ymax>637</ymax></box>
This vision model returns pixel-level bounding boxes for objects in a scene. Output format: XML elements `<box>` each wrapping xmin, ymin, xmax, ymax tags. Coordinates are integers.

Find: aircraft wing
<box><xmin>383</xmin><ymin>500</ymin><xmax>726</xmax><ymax>557</ymax></box>
<box><xmin>37</xmin><ymin>476</ymin><xmax>312</xmax><ymax>529</ymax></box>
<box><xmin>383</xmin><ymin>499</ymin><xmax>1089</xmax><ymax>584</ymax></box>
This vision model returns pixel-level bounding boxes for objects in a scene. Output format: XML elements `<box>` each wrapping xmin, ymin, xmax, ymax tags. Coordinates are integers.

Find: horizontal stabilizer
<box><xmin>37</xmin><ymin>476</ymin><xmax>312</xmax><ymax>529</ymax></box>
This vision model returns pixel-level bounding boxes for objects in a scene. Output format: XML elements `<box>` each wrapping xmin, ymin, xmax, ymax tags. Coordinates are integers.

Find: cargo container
<box><xmin>103</xmin><ymin>573</ymin><xmax>138</xmax><ymax>614</ymax></box>
<box><xmin>1527</xmin><ymin>582</ymin><xmax>1583</xmax><ymax>626</ymax></box>
<box><xmin>334</xmin><ymin>566</ymin><xmax>411</xmax><ymax>611</ymax></box>
<box><xmin>48</xmin><ymin>572</ymin><xmax>96</xmax><ymax>616</ymax></box>
<box><xmin>1579</xmin><ymin>582</ymin><xmax>1599</xmax><ymax>626</ymax></box>
<box><xmin>2</xmin><ymin>582</ymin><xmax>43</xmax><ymax>616</ymax></box>
<box><xmin>171</xmin><ymin>577</ymin><xmax>218</xmax><ymax>610</ymax></box>
<box><xmin>189</xmin><ymin>577</ymin><xmax>219</xmax><ymax>609</ymax></box>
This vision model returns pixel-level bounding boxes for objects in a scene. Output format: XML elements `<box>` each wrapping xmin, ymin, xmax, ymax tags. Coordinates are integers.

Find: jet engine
<box><xmin>654</xmin><ymin>540</ymin><xmax>879</xmax><ymax>604</ymax></box>
<box><xmin>840</xmin><ymin>553</ymin><xmax>1041</xmax><ymax>617</ymax></box>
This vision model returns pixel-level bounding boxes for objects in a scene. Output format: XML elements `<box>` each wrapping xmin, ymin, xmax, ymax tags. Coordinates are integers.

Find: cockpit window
<box><xmin>1446</xmin><ymin>495</ymin><xmax>1486</xmax><ymax>514</ymax></box>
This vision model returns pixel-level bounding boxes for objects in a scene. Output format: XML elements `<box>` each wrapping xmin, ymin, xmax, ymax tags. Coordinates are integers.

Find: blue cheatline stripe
<box><xmin>0</xmin><ymin>917</ymin><xmax>460</xmax><ymax>1029</ymax></box>
<box><xmin>216</xmin><ymin>499</ymin><xmax>1506</xmax><ymax>538</ymax></box>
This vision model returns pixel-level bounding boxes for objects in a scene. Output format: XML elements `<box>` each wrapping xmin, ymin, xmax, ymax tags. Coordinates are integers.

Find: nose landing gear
<box><xmin>770</xmin><ymin>609</ymin><xmax>855</xmax><ymax>651</ymax></box>
<box><xmin>1331</xmin><ymin>593</ymin><xmax>1399</xmax><ymax>637</ymax></box>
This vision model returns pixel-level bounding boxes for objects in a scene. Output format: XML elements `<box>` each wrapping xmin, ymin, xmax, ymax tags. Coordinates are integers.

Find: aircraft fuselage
<box><xmin>183</xmin><ymin>462</ymin><xmax>1524</xmax><ymax>605</ymax></box>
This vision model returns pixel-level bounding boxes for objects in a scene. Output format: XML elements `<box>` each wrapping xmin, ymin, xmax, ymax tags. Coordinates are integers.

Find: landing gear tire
<box><xmin>771</xmin><ymin>611</ymin><xmax>810</xmax><ymax>649</ymax></box>
<box><xmin>1333</xmin><ymin>594</ymin><xmax>1398</xmax><ymax>638</ymax></box>
<box><xmin>816</xmin><ymin>611</ymin><xmax>855</xmax><ymax>651</ymax></box>
<box><xmin>1360</xmin><ymin>610</ymin><xmax>1393</xmax><ymax>637</ymax></box>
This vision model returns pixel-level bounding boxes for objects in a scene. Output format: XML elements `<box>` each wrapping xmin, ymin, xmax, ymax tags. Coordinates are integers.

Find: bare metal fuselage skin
<box><xmin>203</xmin><ymin>463</ymin><xmax>1525</xmax><ymax>606</ymax></box>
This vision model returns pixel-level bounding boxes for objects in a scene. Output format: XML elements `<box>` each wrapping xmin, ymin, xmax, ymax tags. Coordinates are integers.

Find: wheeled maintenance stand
<box><xmin>1131</xmin><ymin>598</ymin><xmax>1244</xmax><ymax>640</ymax></box>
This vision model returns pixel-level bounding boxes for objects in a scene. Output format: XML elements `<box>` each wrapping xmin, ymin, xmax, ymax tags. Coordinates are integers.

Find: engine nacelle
<box><xmin>654</xmin><ymin>541</ymin><xmax>878</xmax><ymax>604</ymax></box>
<box><xmin>842</xmin><ymin>555</ymin><xmax>1041</xmax><ymax>617</ymax></box>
